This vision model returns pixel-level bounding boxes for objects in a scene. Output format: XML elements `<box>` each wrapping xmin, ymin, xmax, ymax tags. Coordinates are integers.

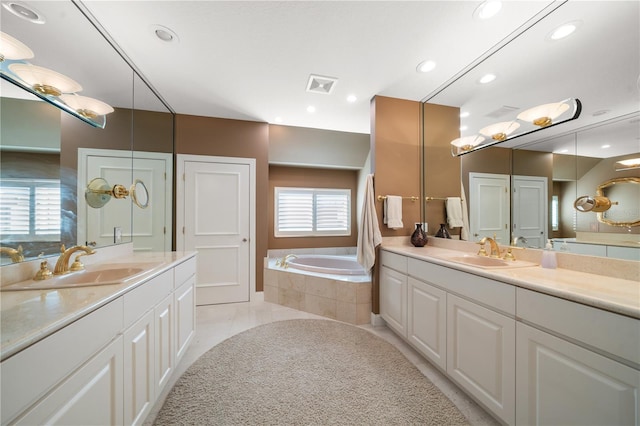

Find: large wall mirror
<box><xmin>0</xmin><ymin>1</ymin><xmax>174</xmax><ymax>266</ymax></box>
<box><xmin>422</xmin><ymin>1</ymin><xmax>639</xmax><ymax>260</ymax></box>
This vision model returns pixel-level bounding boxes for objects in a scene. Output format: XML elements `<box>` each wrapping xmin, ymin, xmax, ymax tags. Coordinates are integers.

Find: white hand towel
<box><xmin>446</xmin><ymin>197</ymin><xmax>464</xmax><ymax>228</ymax></box>
<box><xmin>460</xmin><ymin>182</ymin><xmax>470</xmax><ymax>241</ymax></box>
<box><xmin>357</xmin><ymin>175</ymin><xmax>382</xmax><ymax>271</ymax></box>
<box><xmin>384</xmin><ymin>195</ymin><xmax>404</xmax><ymax>229</ymax></box>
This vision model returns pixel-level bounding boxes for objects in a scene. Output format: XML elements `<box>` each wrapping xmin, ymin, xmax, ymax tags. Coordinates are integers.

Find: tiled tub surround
<box><xmin>264</xmin><ymin>256</ymin><xmax>372</xmax><ymax>325</ymax></box>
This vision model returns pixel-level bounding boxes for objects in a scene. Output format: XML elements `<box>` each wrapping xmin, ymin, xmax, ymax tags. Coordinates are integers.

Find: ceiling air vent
<box><xmin>306</xmin><ymin>74</ymin><xmax>338</xmax><ymax>95</ymax></box>
<box><xmin>485</xmin><ymin>105</ymin><xmax>519</xmax><ymax>119</ymax></box>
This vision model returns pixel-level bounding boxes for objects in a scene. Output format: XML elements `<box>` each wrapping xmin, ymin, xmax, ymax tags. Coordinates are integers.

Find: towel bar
<box><xmin>377</xmin><ymin>195</ymin><xmax>419</xmax><ymax>202</ymax></box>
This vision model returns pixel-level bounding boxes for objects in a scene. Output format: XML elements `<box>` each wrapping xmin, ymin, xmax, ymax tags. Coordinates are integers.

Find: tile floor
<box><xmin>145</xmin><ymin>301</ymin><xmax>499</xmax><ymax>426</ymax></box>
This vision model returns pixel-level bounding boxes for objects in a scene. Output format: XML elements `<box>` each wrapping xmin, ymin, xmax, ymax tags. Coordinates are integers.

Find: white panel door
<box><xmin>407</xmin><ymin>277</ymin><xmax>446</xmax><ymax>370</ymax></box>
<box><xmin>379</xmin><ymin>266</ymin><xmax>408</xmax><ymax>338</ymax></box>
<box><xmin>516</xmin><ymin>322</ymin><xmax>640</xmax><ymax>426</ymax></box>
<box><xmin>469</xmin><ymin>172</ymin><xmax>510</xmax><ymax>244</ymax></box>
<box><xmin>182</xmin><ymin>159</ymin><xmax>251</xmax><ymax>305</ymax></box>
<box><xmin>512</xmin><ymin>175</ymin><xmax>547</xmax><ymax>249</ymax></box>
<box><xmin>123</xmin><ymin>310</ymin><xmax>154</xmax><ymax>426</ymax></box>
<box><xmin>447</xmin><ymin>293</ymin><xmax>515</xmax><ymax>425</ymax></box>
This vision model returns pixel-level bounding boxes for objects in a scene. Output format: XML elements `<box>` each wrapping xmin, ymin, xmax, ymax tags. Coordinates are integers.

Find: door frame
<box><xmin>176</xmin><ymin>154</ymin><xmax>257</xmax><ymax>301</ymax></box>
<box><xmin>77</xmin><ymin>148</ymin><xmax>173</xmax><ymax>250</ymax></box>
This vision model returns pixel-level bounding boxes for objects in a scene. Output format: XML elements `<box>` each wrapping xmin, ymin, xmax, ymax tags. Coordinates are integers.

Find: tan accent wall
<box><xmin>174</xmin><ymin>114</ymin><xmax>269</xmax><ymax>292</ymax></box>
<box><xmin>423</xmin><ymin>103</ymin><xmax>461</xmax><ymax>237</ymax></box>
<box><xmin>268</xmin><ymin>166</ymin><xmax>358</xmax><ymax>249</ymax></box>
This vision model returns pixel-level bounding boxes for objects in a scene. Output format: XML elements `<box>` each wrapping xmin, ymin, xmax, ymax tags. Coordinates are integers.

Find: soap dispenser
<box><xmin>541</xmin><ymin>239</ymin><xmax>557</xmax><ymax>269</ymax></box>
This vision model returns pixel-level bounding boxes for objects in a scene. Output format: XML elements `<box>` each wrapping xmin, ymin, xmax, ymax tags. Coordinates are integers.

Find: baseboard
<box><xmin>370</xmin><ymin>312</ymin><xmax>386</xmax><ymax>327</ymax></box>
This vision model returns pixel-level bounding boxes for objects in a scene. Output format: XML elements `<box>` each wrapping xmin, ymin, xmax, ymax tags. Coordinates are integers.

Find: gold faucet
<box><xmin>276</xmin><ymin>254</ymin><xmax>297</xmax><ymax>269</ymax></box>
<box><xmin>477</xmin><ymin>237</ymin><xmax>501</xmax><ymax>258</ymax></box>
<box><xmin>0</xmin><ymin>245</ymin><xmax>25</xmax><ymax>263</ymax></box>
<box><xmin>54</xmin><ymin>244</ymin><xmax>96</xmax><ymax>275</ymax></box>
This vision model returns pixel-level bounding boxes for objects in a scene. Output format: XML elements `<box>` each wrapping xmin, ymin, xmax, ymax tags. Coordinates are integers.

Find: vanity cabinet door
<box><xmin>447</xmin><ymin>294</ymin><xmax>515</xmax><ymax>425</ymax></box>
<box><xmin>123</xmin><ymin>309</ymin><xmax>155</xmax><ymax>426</ymax></box>
<box><xmin>14</xmin><ymin>336</ymin><xmax>124</xmax><ymax>426</ymax></box>
<box><xmin>155</xmin><ymin>293</ymin><xmax>174</xmax><ymax>396</ymax></box>
<box><xmin>175</xmin><ymin>275</ymin><xmax>196</xmax><ymax>363</ymax></box>
<box><xmin>516</xmin><ymin>322</ymin><xmax>639</xmax><ymax>426</ymax></box>
<box><xmin>407</xmin><ymin>277</ymin><xmax>446</xmax><ymax>370</ymax></box>
<box><xmin>380</xmin><ymin>266</ymin><xmax>407</xmax><ymax>338</ymax></box>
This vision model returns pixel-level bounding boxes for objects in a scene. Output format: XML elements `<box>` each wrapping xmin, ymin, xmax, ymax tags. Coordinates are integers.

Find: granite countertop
<box><xmin>0</xmin><ymin>251</ymin><xmax>196</xmax><ymax>361</ymax></box>
<box><xmin>381</xmin><ymin>245</ymin><xmax>640</xmax><ymax>320</ymax></box>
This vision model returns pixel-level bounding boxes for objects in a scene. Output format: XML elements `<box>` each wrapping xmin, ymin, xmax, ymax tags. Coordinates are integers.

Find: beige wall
<box><xmin>175</xmin><ymin>114</ymin><xmax>269</xmax><ymax>291</ymax></box>
<box><xmin>268</xmin><ymin>166</ymin><xmax>358</xmax><ymax>250</ymax></box>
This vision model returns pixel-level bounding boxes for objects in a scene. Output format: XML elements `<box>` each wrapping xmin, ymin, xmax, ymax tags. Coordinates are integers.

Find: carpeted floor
<box><xmin>154</xmin><ymin>319</ymin><xmax>470</xmax><ymax>425</ymax></box>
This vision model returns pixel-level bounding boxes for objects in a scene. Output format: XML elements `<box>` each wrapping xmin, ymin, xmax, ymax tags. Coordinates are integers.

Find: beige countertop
<box><xmin>0</xmin><ymin>251</ymin><xmax>196</xmax><ymax>361</ymax></box>
<box><xmin>382</xmin><ymin>244</ymin><xmax>640</xmax><ymax>320</ymax></box>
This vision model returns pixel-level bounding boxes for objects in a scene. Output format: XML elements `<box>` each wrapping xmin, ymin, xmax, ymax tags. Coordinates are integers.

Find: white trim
<box><xmin>176</xmin><ymin>154</ymin><xmax>256</xmax><ymax>299</ymax></box>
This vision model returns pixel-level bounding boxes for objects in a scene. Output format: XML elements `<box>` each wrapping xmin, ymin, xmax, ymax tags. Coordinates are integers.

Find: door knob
<box><xmin>242</xmin><ymin>238</ymin><xmax>248</xmax><ymax>242</ymax></box>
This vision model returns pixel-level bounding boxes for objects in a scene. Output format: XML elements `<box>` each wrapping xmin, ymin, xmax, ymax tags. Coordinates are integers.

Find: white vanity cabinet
<box><xmin>0</xmin><ymin>254</ymin><xmax>197</xmax><ymax>426</ymax></box>
<box><xmin>407</xmin><ymin>276</ymin><xmax>446</xmax><ymax>370</ymax></box>
<box><xmin>379</xmin><ymin>251</ymin><xmax>408</xmax><ymax>338</ymax></box>
<box><xmin>516</xmin><ymin>288</ymin><xmax>640</xmax><ymax>425</ymax></box>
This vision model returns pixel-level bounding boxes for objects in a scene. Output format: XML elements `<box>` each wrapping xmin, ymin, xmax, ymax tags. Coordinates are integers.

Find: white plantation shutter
<box><xmin>0</xmin><ymin>179</ymin><xmax>61</xmax><ymax>241</ymax></box>
<box><xmin>275</xmin><ymin>187</ymin><xmax>351</xmax><ymax>237</ymax></box>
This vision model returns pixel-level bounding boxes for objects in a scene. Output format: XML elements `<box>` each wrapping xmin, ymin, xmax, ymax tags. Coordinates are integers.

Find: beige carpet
<box><xmin>154</xmin><ymin>319</ymin><xmax>469</xmax><ymax>425</ymax></box>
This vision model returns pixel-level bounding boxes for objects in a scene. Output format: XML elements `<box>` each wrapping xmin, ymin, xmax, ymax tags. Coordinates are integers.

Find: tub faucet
<box><xmin>54</xmin><ymin>244</ymin><xmax>96</xmax><ymax>275</ymax></box>
<box><xmin>0</xmin><ymin>245</ymin><xmax>24</xmax><ymax>263</ymax></box>
<box><xmin>277</xmin><ymin>254</ymin><xmax>297</xmax><ymax>269</ymax></box>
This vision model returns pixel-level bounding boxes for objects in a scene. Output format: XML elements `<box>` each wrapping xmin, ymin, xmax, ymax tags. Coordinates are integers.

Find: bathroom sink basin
<box><xmin>1</xmin><ymin>262</ymin><xmax>161</xmax><ymax>291</ymax></box>
<box><xmin>439</xmin><ymin>254</ymin><xmax>537</xmax><ymax>269</ymax></box>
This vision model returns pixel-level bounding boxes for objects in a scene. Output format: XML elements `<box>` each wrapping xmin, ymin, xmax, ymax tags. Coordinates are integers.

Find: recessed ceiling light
<box><xmin>601</xmin><ymin>144</ymin><xmax>611</xmax><ymax>149</ymax></box>
<box><xmin>346</xmin><ymin>94</ymin><xmax>357</xmax><ymax>103</ymax></box>
<box><xmin>473</xmin><ymin>1</ymin><xmax>502</xmax><ymax>20</ymax></box>
<box><xmin>416</xmin><ymin>60</ymin><xmax>436</xmax><ymax>73</ymax></box>
<box><xmin>151</xmin><ymin>25</ymin><xmax>179</xmax><ymax>43</ymax></box>
<box><xmin>478</xmin><ymin>73</ymin><xmax>497</xmax><ymax>84</ymax></box>
<box><xmin>548</xmin><ymin>21</ymin><xmax>581</xmax><ymax>41</ymax></box>
<box><xmin>460</xmin><ymin>111</ymin><xmax>470</xmax><ymax>118</ymax></box>
<box><xmin>307</xmin><ymin>106</ymin><xmax>316</xmax><ymax>113</ymax></box>
<box><xmin>2</xmin><ymin>2</ymin><xmax>45</xmax><ymax>24</ymax></box>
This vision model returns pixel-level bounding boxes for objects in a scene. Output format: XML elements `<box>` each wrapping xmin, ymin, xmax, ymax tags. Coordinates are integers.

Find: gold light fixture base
<box><xmin>491</xmin><ymin>132</ymin><xmax>507</xmax><ymax>141</ymax></box>
<box><xmin>33</xmin><ymin>83</ymin><xmax>61</xmax><ymax>97</ymax></box>
<box><xmin>533</xmin><ymin>116</ymin><xmax>552</xmax><ymax>127</ymax></box>
<box><xmin>77</xmin><ymin>109</ymin><xmax>98</xmax><ymax>119</ymax></box>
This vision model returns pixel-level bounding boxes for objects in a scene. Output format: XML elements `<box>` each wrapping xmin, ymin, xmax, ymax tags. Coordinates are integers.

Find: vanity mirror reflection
<box><xmin>0</xmin><ymin>1</ymin><xmax>174</xmax><ymax>266</ymax></box>
<box><xmin>421</xmin><ymin>1</ymin><xmax>639</xmax><ymax>260</ymax></box>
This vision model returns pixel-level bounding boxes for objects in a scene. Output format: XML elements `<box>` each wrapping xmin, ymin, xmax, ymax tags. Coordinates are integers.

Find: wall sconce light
<box><xmin>0</xmin><ymin>31</ymin><xmax>34</xmax><ymax>62</ymax></box>
<box><xmin>8</xmin><ymin>63</ymin><xmax>82</xmax><ymax>96</ymax></box>
<box><xmin>573</xmin><ymin>195</ymin><xmax>617</xmax><ymax>213</ymax></box>
<box><xmin>517</xmin><ymin>101</ymin><xmax>570</xmax><ymax>127</ymax></box>
<box><xmin>614</xmin><ymin>158</ymin><xmax>640</xmax><ymax>171</ymax></box>
<box><xmin>59</xmin><ymin>94</ymin><xmax>114</xmax><ymax>119</ymax></box>
<box><xmin>451</xmin><ymin>98</ymin><xmax>581</xmax><ymax>156</ymax></box>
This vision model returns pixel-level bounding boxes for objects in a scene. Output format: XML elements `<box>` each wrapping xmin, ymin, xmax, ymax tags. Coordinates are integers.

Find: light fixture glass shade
<box><xmin>517</xmin><ymin>101</ymin><xmax>570</xmax><ymax>127</ymax></box>
<box><xmin>0</xmin><ymin>31</ymin><xmax>34</xmax><ymax>61</ymax></box>
<box><xmin>614</xmin><ymin>158</ymin><xmax>640</xmax><ymax>171</ymax></box>
<box><xmin>479</xmin><ymin>121</ymin><xmax>521</xmax><ymax>141</ymax></box>
<box><xmin>60</xmin><ymin>94</ymin><xmax>114</xmax><ymax>118</ymax></box>
<box><xmin>450</xmin><ymin>135</ymin><xmax>485</xmax><ymax>156</ymax></box>
<box><xmin>8</xmin><ymin>63</ymin><xmax>82</xmax><ymax>96</ymax></box>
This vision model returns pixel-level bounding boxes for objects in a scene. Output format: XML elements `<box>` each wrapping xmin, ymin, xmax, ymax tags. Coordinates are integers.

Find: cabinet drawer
<box><xmin>408</xmin><ymin>258</ymin><xmax>515</xmax><ymax>316</ymax></box>
<box><xmin>380</xmin><ymin>250</ymin><xmax>407</xmax><ymax>273</ymax></box>
<box><xmin>123</xmin><ymin>270</ymin><xmax>172</xmax><ymax>329</ymax></box>
<box><xmin>1</xmin><ymin>298</ymin><xmax>123</xmax><ymax>425</ymax></box>
<box><xmin>174</xmin><ymin>256</ymin><xmax>197</xmax><ymax>288</ymax></box>
<box><xmin>517</xmin><ymin>288</ymin><xmax>640</xmax><ymax>367</ymax></box>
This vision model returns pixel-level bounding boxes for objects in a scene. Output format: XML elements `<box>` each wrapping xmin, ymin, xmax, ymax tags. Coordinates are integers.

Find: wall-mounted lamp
<box><xmin>614</xmin><ymin>158</ymin><xmax>640</xmax><ymax>171</ymax></box>
<box><xmin>0</xmin><ymin>31</ymin><xmax>113</xmax><ymax>129</ymax></box>
<box><xmin>451</xmin><ymin>98</ymin><xmax>581</xmax><ymax>156</ymax></box>
<box><xmin>573</xmin><ymin>195</ymin><xmax>617</xmax><ymax>213</ymax></box>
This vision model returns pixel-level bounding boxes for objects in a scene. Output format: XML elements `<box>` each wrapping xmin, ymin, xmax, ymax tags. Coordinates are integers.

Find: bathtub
<box><xmin>264</xmin><ymin>254</ymin><xmax>372</xmax><ymax>324</ymax></box>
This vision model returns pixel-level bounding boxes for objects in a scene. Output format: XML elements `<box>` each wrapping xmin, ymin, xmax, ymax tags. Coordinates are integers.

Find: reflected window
<box><xmin>551</xmin><ymin>195</ymin><xmax>559</xmax><ymax>231</ymax></box>
<box><xmin>275</xmin><ymin>187</ymin><xmax>351</xmax><ymax>237</ymax></box>
<box><xmin>0</xmin><ymin>178</ymin><xmax>61</xmax><ymax>241</ymax></box>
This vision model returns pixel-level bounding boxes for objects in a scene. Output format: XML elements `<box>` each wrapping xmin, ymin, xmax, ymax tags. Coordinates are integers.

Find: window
<box><xmin>275</xmin><ymin>187</ymin><xmax>351</xmax><ymax>237</ymax></box>
<box><xmin>551</xmin><ymin>195</ymin><xmax>559</xmax><ymax>231</ymax></box>
<box><xmin>0</xmin><ymin>178</ymin><xmax>61</xmax><ymax>242</ymax></box>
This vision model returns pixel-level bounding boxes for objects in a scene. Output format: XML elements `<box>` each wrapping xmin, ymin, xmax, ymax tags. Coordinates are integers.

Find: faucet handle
<box><xmin>476</xmin><ymin>240</ymin><xmax>488</xmax><ymax>256</ymax></box>
<box><xmin>34</xmin><ymin>261</ymin><xmax>53</xmax><ymax>280</ymax></box>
